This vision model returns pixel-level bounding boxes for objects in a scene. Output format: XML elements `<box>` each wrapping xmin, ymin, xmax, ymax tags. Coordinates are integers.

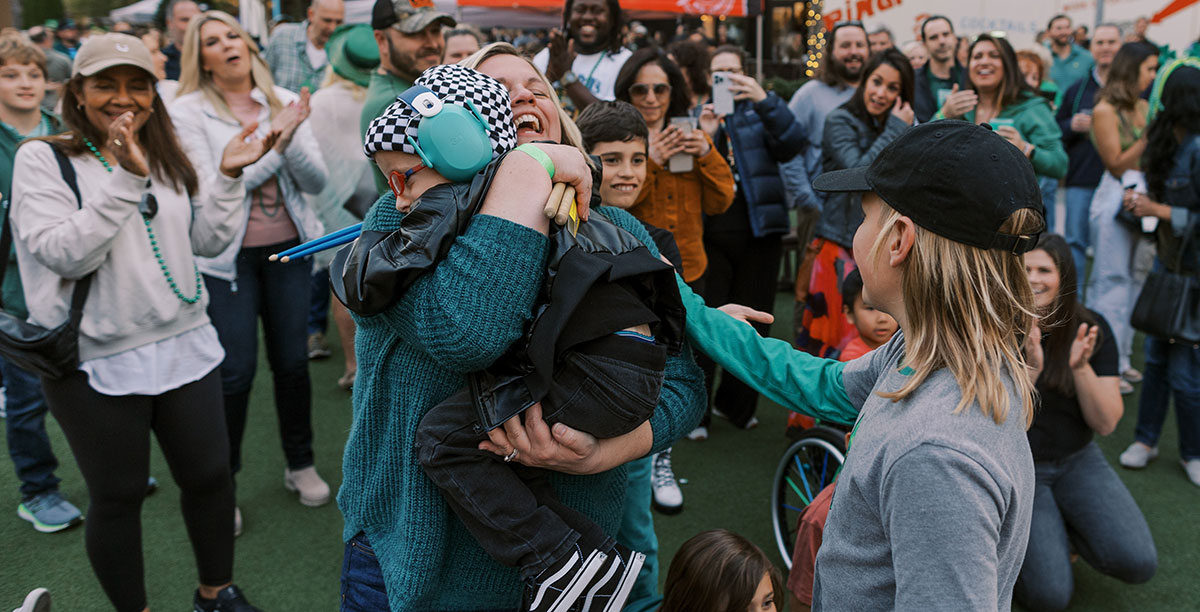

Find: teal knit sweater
<box><xmin>337</xmin><ymin>194</ymin><xmax>706</xmax><ymax>611</ymax></box>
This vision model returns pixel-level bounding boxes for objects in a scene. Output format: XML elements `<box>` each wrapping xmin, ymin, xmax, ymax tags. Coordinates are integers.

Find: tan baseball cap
<box><xmin>72</xmin><ymin>33</ymin><xmax>158</xmax><ymax>79</ymax></box>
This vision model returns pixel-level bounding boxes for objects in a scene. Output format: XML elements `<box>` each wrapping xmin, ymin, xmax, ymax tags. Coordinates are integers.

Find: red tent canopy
<box><xmin>1152</xmin><ymin>0</ymin><xmax>1198</xmax><ymax>23</ymax></box>
<box><xmin>456</xmin><ymin>0</ymin><xmax>748</xmax><ymax>18</ymax></box>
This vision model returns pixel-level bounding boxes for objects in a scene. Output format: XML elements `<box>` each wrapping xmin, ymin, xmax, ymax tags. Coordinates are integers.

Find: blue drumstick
<box><xmin>277</xmin><ymin>231</ymin><xmax>359</xmax><ymax>262</ymax></box>
<box><xmin>269</xmin><ymin>223</ymin><xmax>362</xmax><ymax>261</ymax></box>
<box><xmin>273</xmin><ymin>223</ymin><xmax>362</xmax><ymax>259</ymax></box>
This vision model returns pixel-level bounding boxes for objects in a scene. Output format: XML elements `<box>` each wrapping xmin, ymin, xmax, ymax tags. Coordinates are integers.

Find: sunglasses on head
<box><xmin>832</xmin><ymin>20</ymin><xmax>865</xmax><ymax>33</ymax></box>
<box><xmin>630</xmin><ymin>83</ymin><xmax>671</xmax><ymax>98</ymax></box>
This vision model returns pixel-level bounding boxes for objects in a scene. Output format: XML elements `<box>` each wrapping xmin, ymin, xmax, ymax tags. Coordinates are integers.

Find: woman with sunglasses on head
<box><xmin>171</xmin><ymin>11</ymin><xmax>330</xmax><ymax>526</ymax></box>
<box><xmin>10</xmin><ymin>33</ymin><xmax>274</xmax><ymax>612</ymax></box>
<box><xmin>1016</xmin><ymin>233</ymin><xmax>1156</xmax><ymax>611</ymax></box>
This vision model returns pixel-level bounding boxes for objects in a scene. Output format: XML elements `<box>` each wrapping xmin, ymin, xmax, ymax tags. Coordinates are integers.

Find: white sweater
<box><xmin>10</xmin><ymin>140</ymin><xmax>245</xmax><ymax>361</ymax></box>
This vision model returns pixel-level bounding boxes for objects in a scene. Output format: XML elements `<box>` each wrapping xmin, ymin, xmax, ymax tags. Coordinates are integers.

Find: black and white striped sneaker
<box><xmin>521</xmin><ymin>546</ymin><xmax>608</xmax><ymax>612</ymax></box>
<box><xmin>578</xmin><ymin>544</ymin><xmax>646</xmax><ymax>612</ymax></box>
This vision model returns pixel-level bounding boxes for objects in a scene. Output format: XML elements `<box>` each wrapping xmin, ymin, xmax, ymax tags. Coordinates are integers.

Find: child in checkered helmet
<box><xmin>335</xmin><ymin>63</ymin><xmax>684</xmax><ymax>612</ymax></box>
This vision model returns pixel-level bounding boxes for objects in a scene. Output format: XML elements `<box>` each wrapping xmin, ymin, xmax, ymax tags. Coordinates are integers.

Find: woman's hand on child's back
<box><xmin>480</xmin><ymin>403</ymin><xmax>602</xmax><ymax>474</ymax></box>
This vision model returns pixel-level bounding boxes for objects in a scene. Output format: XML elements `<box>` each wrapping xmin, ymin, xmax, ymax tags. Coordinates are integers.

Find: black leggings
<box><xmin>43</xmin><ymin>368</ymin><xmax>235</xmax><ymax>612</ymax></box>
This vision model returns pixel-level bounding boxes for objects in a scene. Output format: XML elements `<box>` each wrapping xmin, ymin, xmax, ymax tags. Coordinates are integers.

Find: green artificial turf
<box><xmin>1</xmin><ymin>291</ymin><xmax>1197</xmax><ymax>610</ymax></box>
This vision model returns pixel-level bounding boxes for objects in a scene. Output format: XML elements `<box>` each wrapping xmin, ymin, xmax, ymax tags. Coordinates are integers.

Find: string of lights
<box><xmin>804</xmin><ymin>0</ymin><xmax>825</xmax><ymax>77</ymax></box>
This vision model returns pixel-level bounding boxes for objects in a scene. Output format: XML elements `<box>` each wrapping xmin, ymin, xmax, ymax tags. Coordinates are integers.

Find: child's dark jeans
<box><xmin>415</xmin><ymin>333</ymin><xmax>666</xmax><ymax>580</ymax></box>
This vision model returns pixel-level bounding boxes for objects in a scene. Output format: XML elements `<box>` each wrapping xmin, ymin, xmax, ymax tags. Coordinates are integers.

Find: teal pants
<box><xmin>618</xmin><ymin>456</ymin><xmax>662</xmax><ymax>612</ymax></box>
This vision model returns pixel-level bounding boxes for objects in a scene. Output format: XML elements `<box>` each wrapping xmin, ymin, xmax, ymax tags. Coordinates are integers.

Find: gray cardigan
<box><xmin>815</xmin><ymin>108</ymin><xmax>909</xmax><ymax>248</ymax></box>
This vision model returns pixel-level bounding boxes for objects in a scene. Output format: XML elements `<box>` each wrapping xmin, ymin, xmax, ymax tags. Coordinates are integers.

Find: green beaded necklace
<box><xmin>83</xmin><ymin>138</ymin><xmax>203</xmax><ymax>305</ymax></box>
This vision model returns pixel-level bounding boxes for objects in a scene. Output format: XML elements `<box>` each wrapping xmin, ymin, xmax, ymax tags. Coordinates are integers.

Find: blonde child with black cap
<box><xmin>675</xmin><ymin>120</ymin><xmax>1044</xmax><ymax>610</ymax></box>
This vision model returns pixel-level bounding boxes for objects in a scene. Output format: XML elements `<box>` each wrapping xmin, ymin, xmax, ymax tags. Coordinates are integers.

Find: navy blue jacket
<box><xmin>1056</xmin><ymin>72</ymin><xmax>1104</xmax><ymax>188</ymax></box>
<box><xmin>711</xmin><ymin>92</ymin><xmax>805</xmax><ymax>237</ymax></box>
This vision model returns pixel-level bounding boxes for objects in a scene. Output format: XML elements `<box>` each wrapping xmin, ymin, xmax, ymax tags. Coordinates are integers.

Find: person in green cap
<box><xmin>306</xmin><ymin>24</ymin><xmax>380</xmax><ymax>390</ymax></box>
<box><xmin>362</xmin><ymin>0</ymin><xmax>456</xmax><ymax>193</ymax></box>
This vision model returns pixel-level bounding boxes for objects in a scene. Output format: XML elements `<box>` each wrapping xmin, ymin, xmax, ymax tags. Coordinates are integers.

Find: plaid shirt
<box><xmin>264</xmin><ymin>22</ymin><xmax>325</xmax><ymax>93</ymax></box>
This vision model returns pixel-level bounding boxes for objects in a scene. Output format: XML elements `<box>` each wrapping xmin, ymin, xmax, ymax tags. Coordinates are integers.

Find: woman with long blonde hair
<box><xmin>675</xmin><ymin>122</ymin><xmax>1043</xmax><ymax>608</ymax></box>
<box><xmin>171</xmin><ymin>11</ymin><xmax>330</xmax><ymax>529</ymax></box>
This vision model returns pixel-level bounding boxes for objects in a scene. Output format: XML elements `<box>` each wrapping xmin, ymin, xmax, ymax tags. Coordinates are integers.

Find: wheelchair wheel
<box><xmin>771</xmin><ymin>425</ymin><xmax>847</xmax><ymax>568</ymax></box>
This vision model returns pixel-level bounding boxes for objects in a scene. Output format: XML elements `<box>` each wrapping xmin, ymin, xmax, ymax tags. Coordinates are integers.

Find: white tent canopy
<box><xmin>108</xmin><ymin>0</ymin><xmax>159</xmax><ymax>23</ymax></box>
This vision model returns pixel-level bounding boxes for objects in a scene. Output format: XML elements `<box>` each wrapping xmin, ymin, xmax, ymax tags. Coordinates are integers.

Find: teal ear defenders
<box><xmin>398</xmin><ymin>85</ymin><xmax>494</xmax><ymax>182</ymax></box>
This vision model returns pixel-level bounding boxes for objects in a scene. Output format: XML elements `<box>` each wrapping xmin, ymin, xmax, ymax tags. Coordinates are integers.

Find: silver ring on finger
<box><xmin>504</xmin><ymin>448</ymin><xmax>519</xmax><ymax>463</ymax></box>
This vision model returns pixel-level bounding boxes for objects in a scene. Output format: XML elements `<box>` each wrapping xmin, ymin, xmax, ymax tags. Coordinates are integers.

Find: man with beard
<box><xmin>1046</xmin><ymin>14</ymin><xmax>1093</xmax><ymax>92</ymax></box>
<box><xmin>1055</xmin><ymin>23</ymin><xmax>1122</xmax><ymax>277</ymax></box>
<box><xmin>785</xmin><ymin>21</ymin><xmax>866</xmax><ymax>224</ymax></box>
<box><xmin>912</xmin><ymin>15</ymin><xmax>964</xmax><ymax>123</ymax></box>
<box><xmin>264</xmin><ymin>0</ymin><xmax>346</xmax><ymax>93</ymax></box>
<box><xmin>361</xmin><ymin>0</ymin><xmax>456</xmax><ymax>193</ymax></box>
<box><xmin>534</xmin><ymin>0</ymin><xmax>632</xmax><ymax>112</ymax></box>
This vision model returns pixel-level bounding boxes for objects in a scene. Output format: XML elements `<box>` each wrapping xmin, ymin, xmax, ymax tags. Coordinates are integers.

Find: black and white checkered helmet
<box><xmin>363</xmin><ymin>63</ymin><xmax>517</xmax><ymax>160</ymax></box>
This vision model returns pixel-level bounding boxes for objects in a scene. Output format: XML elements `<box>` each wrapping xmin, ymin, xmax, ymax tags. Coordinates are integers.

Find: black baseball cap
<box><xmin>372</xmin><ymin>0</ymin><xmax>456</xmax><ymax>33</ymax></box>
<box><xmin>813</xmin><ymin>121</ymin><xmax>1044</xmax><ymax>254</ymax></box>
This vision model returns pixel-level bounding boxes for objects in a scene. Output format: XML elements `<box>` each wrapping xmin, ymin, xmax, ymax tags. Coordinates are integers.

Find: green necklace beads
<box><xmin>83</xmin><ymin>138</ymin><xmax>203</xmax><ymax>305</ymax></box>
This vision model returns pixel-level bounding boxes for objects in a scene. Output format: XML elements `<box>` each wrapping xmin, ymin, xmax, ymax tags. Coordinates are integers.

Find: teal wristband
<box><xmin>515</xmin><ymin>143</ymin><xmax>555</xmax><ymax>180</ymax></box>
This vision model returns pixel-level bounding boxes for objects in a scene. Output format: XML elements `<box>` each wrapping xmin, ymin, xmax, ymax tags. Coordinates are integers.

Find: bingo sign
<box><xmin>645</xmin><ymin>0</ymin><xmax>748</xmax><ymax>16</ymax></box>
<box><xmin>819</xmin><ymin>0</ymin><xmax>1065</xmax><ymax>48</ymax></box>
<box><xmin>821</xmin><ymin>0</ymin><xmax>907</xmax><ymax>31</ymax></box>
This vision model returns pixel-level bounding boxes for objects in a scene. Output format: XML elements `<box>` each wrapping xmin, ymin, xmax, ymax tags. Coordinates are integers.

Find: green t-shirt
<box><xmin>360</xmin><ymin>71</ymin><xmax>413</xmax><ymax>194</ymax></box>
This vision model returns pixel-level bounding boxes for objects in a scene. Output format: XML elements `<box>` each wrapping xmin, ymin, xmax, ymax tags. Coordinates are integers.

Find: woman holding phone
<box><xmin>691</xmin><ymin>44</ymin><xmax>805</xmax><ymax>434</ymax></box>
<box><xmin>614</xmin><ymin>47</ymin><xmax>735</xmax><ymax>292</ymax></box>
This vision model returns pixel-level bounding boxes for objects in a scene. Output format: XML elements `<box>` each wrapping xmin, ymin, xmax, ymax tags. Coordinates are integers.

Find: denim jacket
<box><xmin>1160</xmin><ymin>133</ymin><xmax>1200</xmax><ymax>273</ymax></box>
<box><xmin>815</xmin><ymin>108</ymin><xmax>908</xmax><ymax>248</ymax></box>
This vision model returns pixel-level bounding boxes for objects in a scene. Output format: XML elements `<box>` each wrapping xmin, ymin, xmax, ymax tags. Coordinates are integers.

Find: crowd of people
<box><xmin>0</xmin><ymin>1</ymin><xmax>1196</xmax><ymax>612</ymax></box>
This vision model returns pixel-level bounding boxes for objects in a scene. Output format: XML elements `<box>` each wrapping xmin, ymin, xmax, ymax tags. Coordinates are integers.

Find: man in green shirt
<box><xmin>362</xmin><ymin>0</ymin><xmax>456</xmax><ymax>192</ymax></box>
<box><xmin>1046</xmin><ymin>14</ymin><xmax>1094</xmax><ymax>92</ymax></box>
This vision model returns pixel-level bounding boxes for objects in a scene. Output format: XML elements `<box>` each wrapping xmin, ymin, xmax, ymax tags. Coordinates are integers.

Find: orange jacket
<box><xmin>628</xmin><ymin>133</ymin><xmax>735</xmax><ymax>282</ymax></box>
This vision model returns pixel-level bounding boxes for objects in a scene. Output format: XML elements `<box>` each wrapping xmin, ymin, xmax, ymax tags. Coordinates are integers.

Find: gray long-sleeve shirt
<box><xmin>784</xmin><ymin>80</ymin><xmax>855</xmax><ymax>213</ymax></box>
<box><xmin>813</xmin><ymin>333</ymin><xmax>1035</xmax><ymax>611</ymax></box>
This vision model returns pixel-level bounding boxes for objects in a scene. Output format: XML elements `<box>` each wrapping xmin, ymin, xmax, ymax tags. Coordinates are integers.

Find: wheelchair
<box><xmin>771</xmin><ymin>424</ymin><xmax>848</xmax><ymax>568</ymax></box>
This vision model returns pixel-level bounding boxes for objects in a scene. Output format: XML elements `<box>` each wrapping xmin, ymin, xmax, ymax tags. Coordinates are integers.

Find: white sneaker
<box><xmin>651</xmin><ymin>450</ymin><xmax>682</xmax><ymax>514</ymax></box>
<box><xmin>12</xmin><ymin>587</ymin><xmax>49</xmax><ymax>612</ymax></box>
<box><xmin>1119</xmin><ymin>442</ymin><xmax>1159</xmax><ymax>469</ymax></box>
<box><xmin>1182</xmin><ymin>459</ymin><xmax>1200</xmax><ymax>487</ymax></box>
<box><xmin>284</xmin><ymin>466</ymin><xmax>331</xmax><ymax>507</ymax></box>
<box><xmin>685</xmin><ymin>426</ymin><xmax>708</xmax><ymax>441</ymax></box>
